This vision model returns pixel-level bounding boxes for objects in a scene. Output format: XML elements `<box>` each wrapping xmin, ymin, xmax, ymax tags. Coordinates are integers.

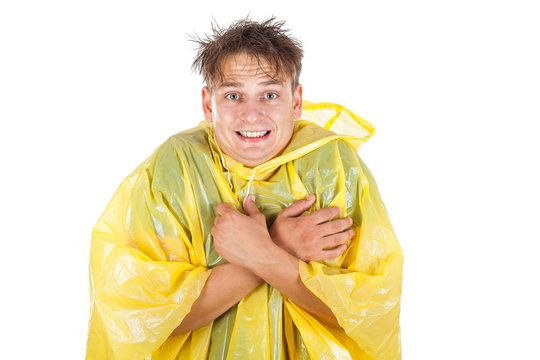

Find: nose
<box><xmin>241</xmin><ymin>98</ymin><xmax>263</xmax><ymax>123</ymax></box>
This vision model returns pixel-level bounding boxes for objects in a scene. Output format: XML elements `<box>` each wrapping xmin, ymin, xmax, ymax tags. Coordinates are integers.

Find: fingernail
<box><xmin>307</xmin><ymin>194</ymin><xmax>315</xmax><ymax>201</ymax></box>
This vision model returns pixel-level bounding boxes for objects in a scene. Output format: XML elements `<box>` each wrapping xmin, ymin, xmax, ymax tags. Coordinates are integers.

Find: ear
<box><xmin>202</xmin><ymin>86</ymin><xmax>213</xmax><ymax>123</ymax></box>
<box><xmin>292</xmin><ymin>84</ymin><xmax>303</xmax><ymax>120</ymax></box>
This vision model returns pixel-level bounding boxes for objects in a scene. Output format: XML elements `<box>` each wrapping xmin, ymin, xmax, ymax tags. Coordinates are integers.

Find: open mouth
<box><xmin>236</xmin><ymin>130</ymin><xmax>271</xmax><ymax>142</ymax></box>
<box><xmin>236</xmin><ymin>130</ymin><xmax>270</xmax><ymax>138</ymax></box>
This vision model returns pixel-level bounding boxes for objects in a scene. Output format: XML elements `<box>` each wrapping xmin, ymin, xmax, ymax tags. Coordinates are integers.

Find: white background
<box><xmin>1</xmin><ymin>0</ymin><xmax>539</xmax><ymax>358</ymax></box>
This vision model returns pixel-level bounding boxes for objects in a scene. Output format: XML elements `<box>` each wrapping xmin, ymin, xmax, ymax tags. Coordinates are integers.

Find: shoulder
<box><xmin>294</xmin><ymin>136</ymin><xmax>361</xmax><ymax>169</ymax></box>
<box><xmin>152</xmin><ymin>124</ymin><xmax>210</xmax><ymax>160</ymax></box>
<box><xmin>144</xmin><ymin>124</ymin><xmax>210</xmax><ymax>168</ymax></box>
<box><xmin>167</xmin><ymin>123</ymin><xmax>212</xmax><ymax>147</ymax></box>
<box><xmin>126</xmin><ymin>124</ymin><xmax>212</xmax><ymax>190</ymax></box>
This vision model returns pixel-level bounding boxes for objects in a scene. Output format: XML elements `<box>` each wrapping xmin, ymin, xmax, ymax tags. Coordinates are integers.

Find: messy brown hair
<box><xmin>191</xmin><ymin>16</ymin><xmax>303</xmax><ymax>91</ymax></box>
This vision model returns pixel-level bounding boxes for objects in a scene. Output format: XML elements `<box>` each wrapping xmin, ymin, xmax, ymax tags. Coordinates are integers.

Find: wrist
<box><xmin>250</xmin><ymin>244</ymin><xmax>298</xmax><ymax>283</ymax></box>
<box><xmin>244</xmin><ymin>238</ymin><xmax>280</xmax><ymax>273</ymax></box>
<box><xmin>268</xmin><ymin>227</ymin><xmax>293</xmax><ymax>256</ymax></box>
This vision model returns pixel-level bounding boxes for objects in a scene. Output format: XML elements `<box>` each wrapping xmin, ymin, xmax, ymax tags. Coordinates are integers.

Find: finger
<box><xmin>280</xmin><ymin>194</ymin><xmax>316</xmax><ymax>218</ymax></box>
<box><xmin>304</xmin><ymin>206</ymin><xmax>342</xmax><ymax>225</ymax></box>
<box><xmin>321</xmin><ymin>228</ymin><xmax>355</xmax><ymax>248</ymax></box>
<box><xmin>311</xmin><ymin>244</ymin><xmax>348</xmax><ymax>262</ymax></box>
<box><xmin>216</xmin><ymin>202</ymin><xmax>235</xmax><ymax>215</ymax></box>
<box><xmin>243</xmin><ymin>194</ymin><xmax>262</xmax><ymax>217</ymax></box>
<box><xmin>317</xmin><ymin>217</ymin><xmax>353</xmax><ymax>237</ymax></box>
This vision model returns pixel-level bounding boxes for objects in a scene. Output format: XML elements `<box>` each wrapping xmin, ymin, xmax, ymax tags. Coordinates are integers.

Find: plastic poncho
<box><xmin>86</xmin><ymin>102</ymin><xmax>403</xmax><ymax>360</ymax></box>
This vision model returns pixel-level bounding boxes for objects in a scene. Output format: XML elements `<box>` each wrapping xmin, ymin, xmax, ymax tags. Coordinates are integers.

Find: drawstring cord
<box><xmin>219</xmin><ymin>151</ymin><xmax>233</xmax><ymax>189</ymax></box>
<box><xmin>218</xmin><ymin>150</ymin><xmax>258</xmax><ymax>208</ymax></box>
<box><xmin>243</xmin><ymin>165</ymin><xmax>259</xmax><ymax>208</ymax></box>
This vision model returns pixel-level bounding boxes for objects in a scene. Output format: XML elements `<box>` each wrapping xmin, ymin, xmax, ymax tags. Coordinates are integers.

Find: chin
<box><xmin>240</xmin><ymin>154</ymin><xmax>271</xmax><ymax>167</ymax></box>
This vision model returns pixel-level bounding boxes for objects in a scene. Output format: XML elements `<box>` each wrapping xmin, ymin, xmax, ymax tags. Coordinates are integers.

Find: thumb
<box><xmin>281</xmin><ymin>194</ymin><xmax>316</xmax><ymax>218</ymax></box>
<box><xmin>243</xmin><ymin>194</ymin><xmax>262</xmax><ymax>217</ymax></box>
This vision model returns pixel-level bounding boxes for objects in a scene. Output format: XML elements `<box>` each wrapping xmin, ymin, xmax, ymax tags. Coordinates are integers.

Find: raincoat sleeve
<box><xmin>291</xmin><ymin>140</ymin><xmax>403</xmax><ymax>359</ymax></box>
<box><xmin>86</xmin><ymin>141</ymin><xmax>212</xmax><ymax>360</ymax></box>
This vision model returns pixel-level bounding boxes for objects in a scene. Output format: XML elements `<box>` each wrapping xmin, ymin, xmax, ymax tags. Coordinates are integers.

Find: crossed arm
<box><xmin>171</xmin><ymin>194</ymin><xmax>355</xmax><ymax>335</ymax></box>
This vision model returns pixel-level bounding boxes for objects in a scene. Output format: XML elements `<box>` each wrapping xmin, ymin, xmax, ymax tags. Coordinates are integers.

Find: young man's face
<box><xmin>202</xmin><ymin>53</ymin><xmax>302</xmax><ymax>167</ymax></box>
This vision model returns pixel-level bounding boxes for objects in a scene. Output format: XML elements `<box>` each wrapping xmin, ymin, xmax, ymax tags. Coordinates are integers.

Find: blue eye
<box><xmin>264</xmin><ymin>92</ymin><xmax>278</xmax><ymax>100</ymax></box>
<box><xmin>226</xmin><ymin>93</ymin><xmax>239</xmax><ymax>100</ymax></box>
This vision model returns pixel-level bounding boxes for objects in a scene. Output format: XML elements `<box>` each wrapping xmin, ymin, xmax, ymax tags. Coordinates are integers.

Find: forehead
<box><xmin>216</xmin><ymin>53</ymin><xmax>287</xmax><ymax>85</ymax></box>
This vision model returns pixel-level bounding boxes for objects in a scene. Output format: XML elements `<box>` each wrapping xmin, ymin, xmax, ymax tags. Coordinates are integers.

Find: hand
<box><xmin>211</xmin><ymin>194</ymin><xmax>276</xmax><ymax>269</ymax></box>
<box><xmin>269</xmin><ymin>195</ymin><xmax>355</xmax><ymax>262</ymax></box>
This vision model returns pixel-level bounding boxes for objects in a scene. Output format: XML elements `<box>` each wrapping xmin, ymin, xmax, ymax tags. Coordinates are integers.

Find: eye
<box><xmin>264</xmin><ymin>92</ymin><xmax>278</xmax><ymax>100</ymax></box>
<box><xmin>226</xmin><ymin>93</ymin><xmax>240</xmax><ymax>101</ymax></box>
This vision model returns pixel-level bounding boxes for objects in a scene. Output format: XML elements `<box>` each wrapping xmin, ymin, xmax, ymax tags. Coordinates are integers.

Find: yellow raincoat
<box><xmin>86</xmin><ymin>102</ymin><xmax>403</xmax><ymax>359</ymax></box>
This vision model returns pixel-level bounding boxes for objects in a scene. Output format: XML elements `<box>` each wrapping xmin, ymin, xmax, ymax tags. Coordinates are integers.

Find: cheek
<box><xmin>273</xmin><ymin>109</ymin><xmax>295</xmax><ymax>132</ymax></box>
<box><xmin>214</xmin><ymin>106</ymin><xmax>236</xmax><ymax>125</ymax></box>
<box><xmin>212</xmin><ymin>116</ymin><xmax>235</xmax><ymax>146</ymax></box>
<box><xmin>268</xmin><ymin>105</ymin><xmax>292</xmax><ymax>121</ymax></box>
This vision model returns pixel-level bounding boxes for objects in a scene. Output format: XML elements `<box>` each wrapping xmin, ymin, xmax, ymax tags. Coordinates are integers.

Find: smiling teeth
<box><xmin>238</xmin><ymin>131</ymin><xmax>269</xmax><ymax>138</ymax></box>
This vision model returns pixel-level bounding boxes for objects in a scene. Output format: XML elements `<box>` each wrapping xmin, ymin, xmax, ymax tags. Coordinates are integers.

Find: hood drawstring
<box><xmin>243</xmin><ymin>165</ymin><xmax>259</xmax><ymax>208</ymax></box>
<box><xmin>219</xmin><ymin>151</ymin><xmax>233</xmax><ymax>189</ymax></box>
<box><xmin>219</xmin><ymin>151</ymin><xmax>258</xmax><ymax>209</ymax></box>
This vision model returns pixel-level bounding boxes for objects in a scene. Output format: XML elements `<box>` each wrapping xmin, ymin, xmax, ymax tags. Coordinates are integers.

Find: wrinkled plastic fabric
<box><xmin>86</xmin><ymin>101</ymin><xmax>403</xmax><ymax>359</ymax></box>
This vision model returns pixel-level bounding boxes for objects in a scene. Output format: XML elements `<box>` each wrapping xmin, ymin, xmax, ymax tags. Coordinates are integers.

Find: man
<box><xmin>86</xmin><ymin>17</ymin><xmax>403</xmax><ymax>360</ymax></box>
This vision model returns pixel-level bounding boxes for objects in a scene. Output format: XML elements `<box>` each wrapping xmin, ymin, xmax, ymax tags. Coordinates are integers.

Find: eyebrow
<box><xmin>219</xmin><ymin>81</ymin><xmax>241</xmax><ymax>89</ymax></box>
<box><xmin>218</xmin><ymin>79</ymin><xmax>284</xmax><ymax>89</ymax></box>
<box><xmin>260</xmin><ymin>79</ymin><xmax>283</xmax><ymax>86</ymax></box>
